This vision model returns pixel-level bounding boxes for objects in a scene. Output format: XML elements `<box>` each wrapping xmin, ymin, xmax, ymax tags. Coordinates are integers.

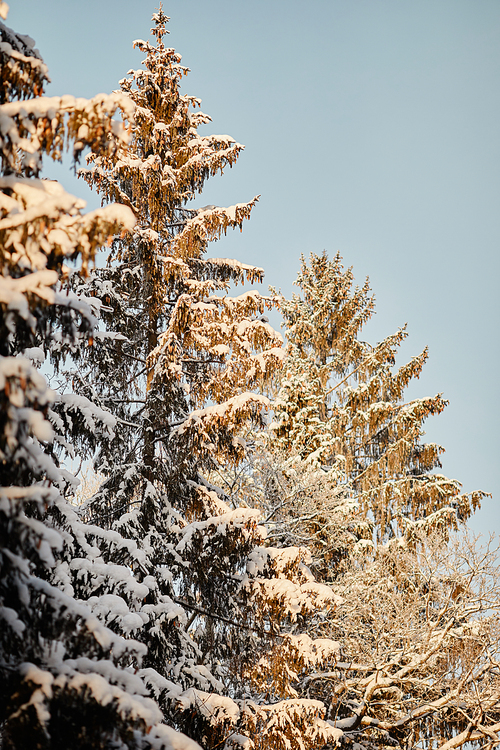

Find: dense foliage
<box><xmin>0</xmin><ymin>5</ymin><xmax>498</xmax><ymax>750</ymax></box>
<box><xmin>271</xmin><ymin>252</ymin><xmax>486</xmax><ymax>544</ymax></box>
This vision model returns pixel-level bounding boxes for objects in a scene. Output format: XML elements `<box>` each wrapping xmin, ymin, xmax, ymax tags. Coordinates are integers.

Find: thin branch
<box><xmin>105</xmin><ymin>398</ymin><xmax>146</xmax><ymax>404</ymax></box>
<box><xmin>325</xmin><ymin>357</ymin><xmax>369</xmax><ymax>396</ymax></box>
<box><xmin>171</xmin><ymin>595</ymin><xmax>283</xmax><ymax>639</ymax></box>
<box><xmin>116</xmin><ymin>416</ymin><xmax>141</xmax><ymax>429</ymax></box>
<box><xmin>123</xmin><ymin>366</ymin><xmax>147</xmax><ymax>387</ymax></box>
<box><xmin>120</xmin><ymin>352</ymin><xmax>147</xmax><ymax>364</ymax></box>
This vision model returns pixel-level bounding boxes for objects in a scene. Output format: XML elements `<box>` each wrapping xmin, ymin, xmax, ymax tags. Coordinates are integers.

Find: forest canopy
<box><xmin>0</xmin><ymin>5</ymin><xmax>498</xmax><ymax>750</ymax></box>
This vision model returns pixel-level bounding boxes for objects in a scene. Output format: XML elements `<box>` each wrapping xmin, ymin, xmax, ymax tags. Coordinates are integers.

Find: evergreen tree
<box><xmin>53</xmin><ymin>10</ymin><xmax>344</xmax><ymax>750</ymax></box>
<box><xmin>0</xmin><ymin>7</ymin><xmax>192</xmax><ymax>750</ymax></box>
<box><xmin>257</xmin><ymin>252</ymin><xmax>500</xmax><ymax>750</ymax></box>
<box><xmin>6</xmin><ymin>7</ymin><xmax>496</xmax><ymax>749</ymax></box>
<box><xmin>271</xmin><ymin>251</ymin><xmax>486</xmax><ymax>545</ymax></box>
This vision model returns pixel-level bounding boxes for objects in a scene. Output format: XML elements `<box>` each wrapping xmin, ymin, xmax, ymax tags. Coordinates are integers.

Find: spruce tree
<box><xmin>271</xmin><ymin>251</ymin><xmax>486</xmax><ymax>545</ymax></box>
<box><xmin>259</xmin><ymin>252</ymin><xmax>500</xmax><ymax>750</ymax></box>
<box><xmin>56</xmin><ymin>10</ymin><xmax>345</xmax><ymax>750</ymax></box>
<box><xmin>0</xmin><ymin>8</ymin><xmax>189</xmax><ymax>750</ymax></box>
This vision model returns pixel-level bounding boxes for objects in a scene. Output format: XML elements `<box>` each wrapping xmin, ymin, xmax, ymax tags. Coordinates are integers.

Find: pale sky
<box><xmin>7</xmin><ymin>0</ymin><xmax>500</xmax><ymax>537</ymax></box>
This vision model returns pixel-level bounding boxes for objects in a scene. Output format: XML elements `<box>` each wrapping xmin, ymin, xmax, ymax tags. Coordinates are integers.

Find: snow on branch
<box><xmin>170</xmin><ymin>197</ymin><xmax>260</xmax><ymax>259</ymax></box>
<box><xmin>0</xmin><ymin>176</ymin><xmax>135</xmax><ymax>276</ymax></box>
<box><xmin>242</xmin><ymin>699</ymin><xmax>343</xmax><ymax>750</ymax></box>
<box><xmin>170</xmin><ymin>393</ymin><xmax>270</xmax><ymax>462</ymax></box>
<box><xmin>0</xmin><ymin>13</ymin><xmax>49</xmax><ymax>103</ymax></box>
<box><xmin>0</xmin><ymin>92</ymin><xmax>135</xmax><ymax>174</ymax></box>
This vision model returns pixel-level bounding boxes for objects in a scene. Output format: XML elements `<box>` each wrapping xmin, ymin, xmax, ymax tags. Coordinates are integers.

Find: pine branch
<box><xmin>171</xmin><ymin>595</ymin><xmax>283</xmax><ymax>640</ymax></box>
<box><xmin>105</xmin><ymin>398</ymin><xmax>146</xmax><ymax>403</ymax></box>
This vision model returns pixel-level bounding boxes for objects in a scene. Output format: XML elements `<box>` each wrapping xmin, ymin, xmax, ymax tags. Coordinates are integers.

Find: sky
<box><xmin>7</xmin><ymin>0</ymin><xmax>499</xmax><ymax>537</ymax></box>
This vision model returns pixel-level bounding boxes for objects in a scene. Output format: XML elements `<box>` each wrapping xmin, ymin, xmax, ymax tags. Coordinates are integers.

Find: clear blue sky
<box><xmin>8</xmin><ymin>0</ymin><xmax>499</xmax><ymax>537</ymax></box>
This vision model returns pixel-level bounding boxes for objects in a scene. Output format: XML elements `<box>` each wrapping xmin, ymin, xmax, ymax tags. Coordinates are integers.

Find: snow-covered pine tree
<box><xmin>255</xmin><ymin>252</ymin><xmax>500</xmax><ymax>750</ymax></box>
<box><xmin>50</xmin><ymin>9</ymin><xmax>345</xmax><ymax>750</ymax></box>
<box><xmin>0</xmin><ymin>8</ymin><xmax>206</xmax><ymax>750</ymax></box>
<box><xmin>230</xmin><ymin>252</ymin><xmax>500</xmax><ymax>750</ymax></box>
<box><xmin>271</xmin><ymin>251</ymin><xmax>486</xmax><ymax>545</ymax></box>
<box><xmin>77</xmin><ymin>5</ymin><xmax>283</xmax><ymax>517</ymax></box>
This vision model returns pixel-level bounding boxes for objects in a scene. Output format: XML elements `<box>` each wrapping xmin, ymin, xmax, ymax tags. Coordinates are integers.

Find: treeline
<box><xmin>0</xmin><ymin>6</ymin><xmax>499</xmax><ymax>750</ymax></box>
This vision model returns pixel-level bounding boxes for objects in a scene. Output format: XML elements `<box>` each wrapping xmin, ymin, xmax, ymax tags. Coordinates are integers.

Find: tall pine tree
<box><xmin>256</xmin><ymin>252</ymin><xmax>500</xmax><ymax>750</ymax></box>
<box><xmin>55</xmin><ymin>10</ymin><xmax>345</xmax><ymax>750</ymax></box>
<box><xmin>0</xmin><ymin>7</ymin><xmax>189</xmax><ymax>750</ymax></box>
<box><xmin>271</xmin><ymin>251</ymin><xmax>486</xmax><ymax>545</ymax></box>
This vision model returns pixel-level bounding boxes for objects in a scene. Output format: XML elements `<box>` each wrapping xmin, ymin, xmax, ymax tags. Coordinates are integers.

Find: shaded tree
<box><xmin>50</xmin><ymin>10</ymin><xmax>344</xmax><ymax>750</ymax></box>
<box><xmin>0</xmin><ymin>7</ymin><xmax>185</xmax><ymax>750</ymax></box>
